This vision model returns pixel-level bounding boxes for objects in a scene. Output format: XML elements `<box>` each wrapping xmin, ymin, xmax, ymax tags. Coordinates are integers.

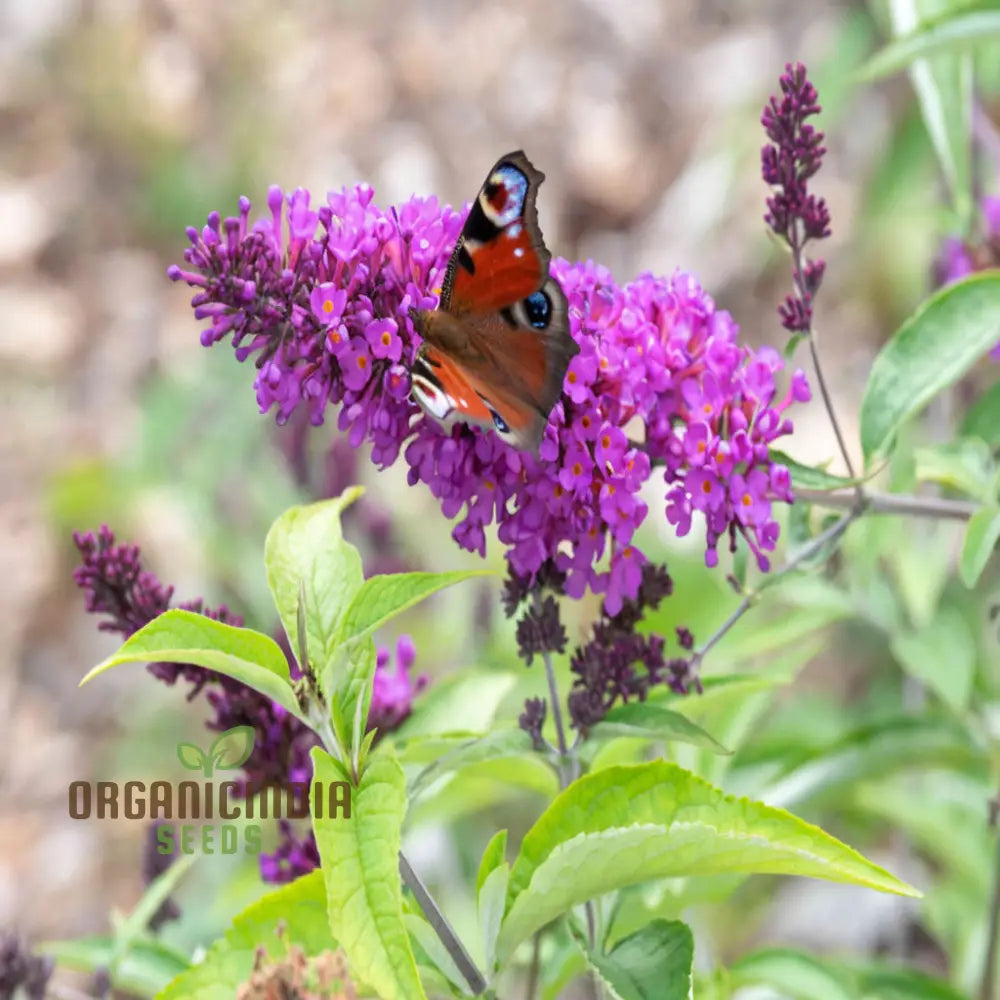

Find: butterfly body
<box><xmin>410</xmin><ymin>151</ymin><xmax>578</xmax><ymax>452</ymax></box>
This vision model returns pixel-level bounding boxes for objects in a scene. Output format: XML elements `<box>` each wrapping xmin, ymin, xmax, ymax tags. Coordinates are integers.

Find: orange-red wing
<box><xmin>441</xmin><ymin>151</ymin><xmax>552</xmax><ymax>316</ymax></box>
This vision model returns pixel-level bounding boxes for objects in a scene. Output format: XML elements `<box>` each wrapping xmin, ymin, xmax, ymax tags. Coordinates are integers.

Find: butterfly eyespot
<box><xmin>490</xmin><ymin>409</ymin><xmax>510</xmax><ymax>434</ymax></box>
<box><xmin>523</xmin><ymin>290</ymin><xmax>552</xmax><ymax>329</ymax></box>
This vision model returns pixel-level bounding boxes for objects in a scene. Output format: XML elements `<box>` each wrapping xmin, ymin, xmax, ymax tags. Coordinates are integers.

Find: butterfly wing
<box><xmin>412</xmin><ymin>151</ymin><xmax>579</xmax><ymax>452</ymax></box>
<box><xmin>413</xmin><ymin>276</ymin><xmax>574</xmax><ymax>450</ymax></box>
<box><xmin>441</xmin><ymin>150</ymin><xmax>554</xmax><ymax>314</ymax></box>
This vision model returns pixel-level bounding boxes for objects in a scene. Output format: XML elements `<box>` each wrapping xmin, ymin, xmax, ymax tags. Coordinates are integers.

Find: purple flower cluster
<box><xmin>73</xmin><ymin>525</ymin><xmax>242</xmax><ymax>694</ymax></box>
<box><xmin>260</xmin><ymin>819</ymin><xmax>322</xmax><ymax>884</ymax></box>
<box><xmin>566</xmin><ymin>562</ymin><xmax>692</xmax><ymax>730</ymax></box>
<box><xmin>171</xmin><ymin>184</ymin><xmax>809</xmax><ymax>603</ymax></box>
<box><xmin>0</xmin><ymin>934</ymin><xmax>52</xmax><ymax>1000</ymax></box>
<box><xmin>935</xmin><ymin>195</ymin><xmax>1000</xmax><ymax>359</ymax></box>
<box><xmin>73</xmin><ymin>527</ymin><xmax>426</xmax><ymax>882</ymax></box>
<box><xmin>762</xmin><ymin>61</ymin><xmax>830</xmax><ymax>333</ymax></box>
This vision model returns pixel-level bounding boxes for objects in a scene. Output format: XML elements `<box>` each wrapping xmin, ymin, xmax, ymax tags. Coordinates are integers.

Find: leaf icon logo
<box><xmin>176</xmin><ymin>726</ymin><xmax>255</xmax><ymax>777</ymax></box>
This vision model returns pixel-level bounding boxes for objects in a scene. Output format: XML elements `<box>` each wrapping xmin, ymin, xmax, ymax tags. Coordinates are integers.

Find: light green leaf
<box><xmin>757</xmin><ymin>714</ymin><xmax>985</xmax><ymax>810</ymax></box>
<box><xmin>846</xmin><ymin>960</ymin><xmax>974</xmax><ymax>999</ymax></box>
<box><xmin>209</xmin><ymin>725</ymin><xmax>256</xmax><ymax>771</ymax></box>
<box><xmin>337</xmin><ymin>570</ymin><xmax>492</xmax><ymax>646</ymax></box>
<box><xmin>476</xmin><ymin>830</ymin><xmax>509</xmax><ymax>898</ymax></box>
<box><xmin>395</xmin><ymin>733</ymin><xmax>487</xmax><ymax>766</ymax></box>
<box><xmin>497</xmin><ymin>761</ymin><xmax>919</xmax><ymax>963</ymax></box>
<box><xmin>410</xmin><ymin>727</ymin><xmax>539</xmax><ymax>799</ymax></box>
<box><xmin>961</xmin><ymin>380</ymin><xmax>1000</xmax><ymax>446</ymax></box>
<box><xmin>393</xmin><ymin>672</ymin><xmax>518</xmax><ymax>738</ymax></box>
<box><xmin>574</xmin><ymin>920</ymin><xmax>693</xmax><ymax>1000</ymax></box>
<box><xmin>478</xmin><ymin>862</ymin><xmax>509</xmax><ymax>975</ymax></box>
<box><xmin>890</xmin><ymin>605</ymin><xmax>976</xmax><ymax>711</ymax></box>
<box><xmin>80</xmin><ymin>610</ymin><xmax>303</xmax><ymax>720</ymax></box>
<box><xmin>884</xmin><ymin>0</ymin><xmax>974</xmax><ymax>229</ymax></box>
<box><xmin>768</xmin><ymin>450</ymin><xmax>864</xmax><ymax>491</ymax></box>
<box><xmin>731</xmin><ymin>949</ymin><xmax>971</xmax><ymax>1000</ymax></box>
<box><xmin>338</xmin><ymin>637</ymin><xmax>377</xmax><ymax>753</ymax></box>
<box><xmin>961</xmin><ymin>504</ymin><xmax>1000</xmax><ymax>586</ymax></box>
<box><xmin>860</xmin><ymin>272</ymin><xmax>1000</xmax><ymax>462</ymax></box>
<box><xmin>403</xmin><ymin>914</ymin><xmax>473</xmax><ymax>996</ymax></box>
<box><xmin>157</xmin><ymin>872</ymin><xmax>333</xmax><ymax>1000</ymax></box>
<box><xmin>110</xmin><ymin>853</ymin><xmax>197</xmax><ymax>976</ymax></box>
<box><xmin>859</xmin><ymin>5</ymin><xmax>1000</xmax><ymax>82</ymax></box>
<box><xmin>43</xmin><ymin>937</ymin><xmax>190</xmax><ymax>998</ymax></box>
<box><xmin>264</xmin><ymin>491</ymin><xmax>365</xmax><ymax>688</ymax></box>
<box><xmin>310</xmin><ymin>747</ymin><xmax>426</xmax><ymax>1000</ymax></box>
<box><xmin>731</xmin><ymin>948</ymin><xmax>858</xmax><ymax>1000</ymax></box>
<box><xmin>176</xmin><ymin>743</ymin><xmax>208</xmax><ymax>772</ymax></box>
<box><xmin>590</xmin><ymin>702</ymin><xmax>730</xmax><ymax>754</ymax></box>
<box><xmin>914</xmin><ymin>439</ymin><xmax>997</xmax><ymax>501</ymax></box>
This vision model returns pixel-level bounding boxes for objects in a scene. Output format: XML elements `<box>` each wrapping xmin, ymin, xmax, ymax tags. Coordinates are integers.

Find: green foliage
<box><xmin>573</xmin><ymin>920</ymin><xmax>694</xmax><ymax>1000</ymax></box>
<box><xmin>311</xmin><ymin>747</ymin><xmax>426</xmax><ymax>1000</ymax></box>
<box><xmin>859</xmin><ymin>4</ymin><xmax>1000</xmax><ymax>82</ymax></box>
<box><xmin>80</xmin><ymin>610</ymin><xmax>304</xmax><ymax>719</ymax></box>
<box><xmin>860</xmin><ymin>273</ymin><xmax>1000</xmax><ymax>462</ymax></box>
<box><xmin>497</xmin><ymin>761</ymin><xmax>918</xmax><ymax>964</ymax></box>
<box><xmin>156</xmin><ymin>873</ymin><xmax>332</xmax><ymax>999</ymax></box>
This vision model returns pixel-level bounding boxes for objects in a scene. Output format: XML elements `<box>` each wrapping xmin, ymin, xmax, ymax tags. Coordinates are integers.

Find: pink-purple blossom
<box><xmin>170</xmin><ymin>185</ymin><xmax>810</xmax><ymax>609</ymax></box>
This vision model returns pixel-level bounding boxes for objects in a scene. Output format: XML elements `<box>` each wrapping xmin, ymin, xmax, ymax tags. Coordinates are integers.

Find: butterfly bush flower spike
<box><xmin>762</xmin><ymin>61</ymin><xmax>831</xmax><ymax>334</ymax></box>
<box><xmin>73</xmin><ymin>526</ymin><xmax>426</xmax><ymax>883</ymax></box>
<box><xmin>171</xmin><ymin>169</ymin><xmax>810</xmax><ymax>604</ymax></box>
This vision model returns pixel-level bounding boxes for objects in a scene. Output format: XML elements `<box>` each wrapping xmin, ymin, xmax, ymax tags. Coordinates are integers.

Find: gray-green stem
<box><xmin>692</xmin><ymin>507</ymin><xmax>860</xmax><ymax>669</ymax></box>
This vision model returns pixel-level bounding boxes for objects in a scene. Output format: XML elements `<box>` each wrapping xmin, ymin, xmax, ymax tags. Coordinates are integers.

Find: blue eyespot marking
<box><xmin>490</xmin><ymin>408</ymin><xmax>510</xmax><ymax>433</ymax></box>
<box><xmin>524</xmin><ymin>290</ymin><xmax>552</xmax><ymax>329</ymax></box>
<box><xmin>488</xmin><ymin>165</ymin><xmax>528</xmax><ymax>225</ymax></box>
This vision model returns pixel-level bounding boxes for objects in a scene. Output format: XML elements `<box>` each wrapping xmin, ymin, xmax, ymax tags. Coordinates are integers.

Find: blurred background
<box><xmin>3</xmin><ymin>0</ymin><xmax>1000</xmax><ymax>997</ymax></box>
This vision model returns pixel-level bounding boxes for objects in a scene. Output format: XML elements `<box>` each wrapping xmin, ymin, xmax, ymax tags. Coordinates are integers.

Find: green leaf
<box><xmin>731</xmin><ymin>948</ymin><xmax>858</xmax><ymax>1000</ymax></box>
<box><xmin>310</xmin><ymin>747</ymin><xmax>426</xmax><ymax>1000</ymax></box>
<box><xmin>264</xmin><ymin>492</ymin><xmax>365</xmax><ymax>687</ymax></box>
<box><xmin>477</xmin><ymin>862</ymin><xmax>509</xmax><ymax>976</ymax></box>
<box><xmin>574</xmin><ymin>920</ymin><xmax>693</xmax><ymax>1000</ymax></box>
<box><xmin>860</xmin><ymin>272</ymin><xmax>1000</xmax><ymax>462</ymax></box>
<box><xmin>846</xmin><ymin>960</ymin><xmax>974</xmax><ymax>1000</ymax></box>
<box><xmin>410</xmin><ymin>727</ymin><xmax>539</xmax><ymax>799</ymax></box>
<box><xmin>80</xmin><ymin>610</ymin><xmax>303</xmax><ymax>720</ymax></box>
<box><xmin>890</xmin><ymin>605</ymin><xmax>976</xmax><ymax>711</ymax></box>
<box><xmin>176</xmin><ymin>742</ymin><xmax>208</xmax><ymax>772</ymax></box>
<box><xmin>882</xmin><ymin>0</ymin><xmax>974</xmax><ymax>229</ymax></box>
<box><xmin>496</xmin><ymin>761</ymin><xmax>919</xmax><ymax>963</ymax></box>
<box><xmin>157</xmin><ymin>872</ymin><xmax>333</xmax><ymax>1000</ymax></box>
<box><xmin>858</xmin><ymin>5</ymin><xmax>1000</xmax><ymax>82</ymax></box>
<box><xmin>757</xmin><ymin>714</ymin><xmax>985</xmax><ymax>810</ymax></box>
<box><xmin>914</xmin><ymin>439</ymin><xmax>997</xmax><ymax>501</ymax></box>
<box><xmin>590</xmin><ymin>702</ymin><xmax>730</xmax><ymax>754</ymax></box>
<box><xmin>393</xmin><ymin>672</ymin><xmax>518</xmax><ymax>738</ymax></box>
<box><xmin>110</xmin><ymin>854</ymin><xmax>197</xmax><ymax>978</ymax></box>
<box><xmin>476</xmin><ymin>829</ymin><xmax>509</xmax><ymax>898</ymax></box>
<box><xmin>961</xmin><ymin>379</ymin><xmax>1000</xmax><ymax>446</ymax></box>
<box><xmin>403</xmin><ymin>914</ymin><xmax>473</xmax><ymax>996</ymax></box>
<box><xmin>43</xmin><ymin>936</ymin><xmax>189</xmax><ymax>997</ymax></box>
<box><xmin>731</xmin><ymin>949</ymin><xmax>971</xmax><ymax>1000</ymax></box>
<box><xmin>209</xmin><ymin>725</ymin><xmax>256</xmax><ymax>771</ymax></box>
<box><xmin>768</xmin><ymin>450</ymin><xmax>862</xmax><ymax>491</ymax></box>
<box><xmin>338</xmin><ymin>637</ymin><xmax>377</xmax><ymax>755</ymax></box>
<box><xmin>961</xmin><ymin>503</ymin><xmax>1000</xmax><ymax>586</ymax></box>
<box><xmin>337</xmin><ymin>570</ymin><xmax>492</xmax><ymax>646</ymax></box>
